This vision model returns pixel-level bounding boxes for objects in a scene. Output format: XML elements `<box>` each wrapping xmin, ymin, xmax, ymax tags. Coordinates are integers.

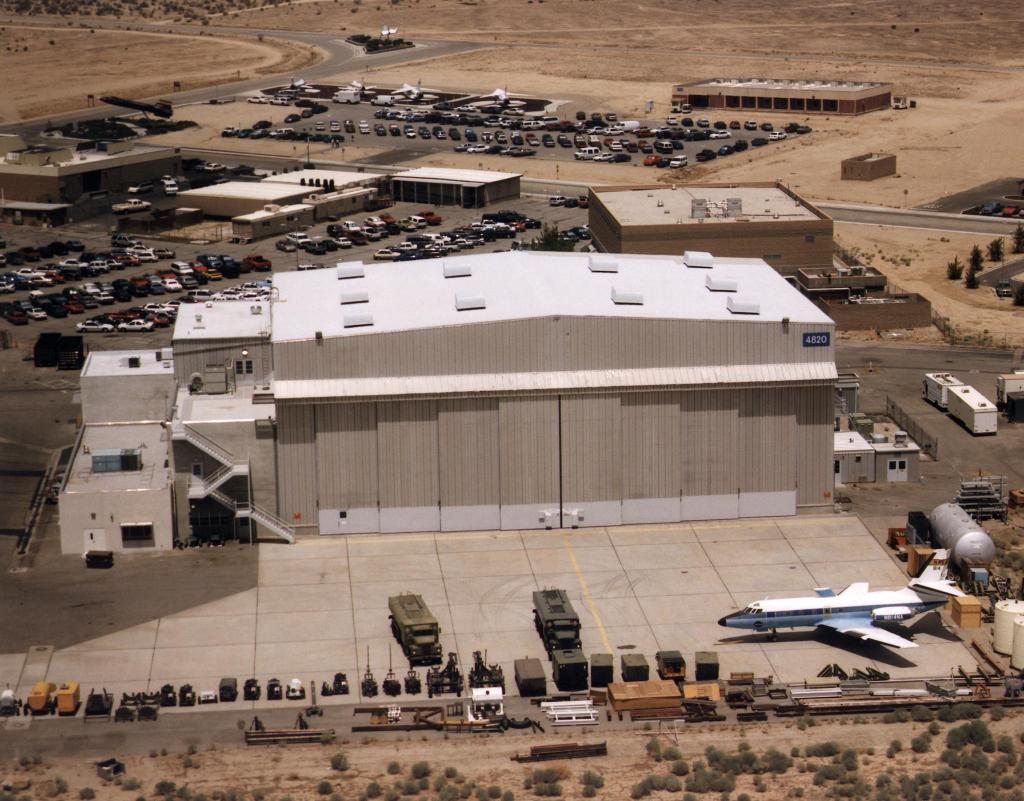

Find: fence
<box><xmin>886</xmin><ymin>396</ymin><xmax>939</xmax><ymax>461</ymax></box>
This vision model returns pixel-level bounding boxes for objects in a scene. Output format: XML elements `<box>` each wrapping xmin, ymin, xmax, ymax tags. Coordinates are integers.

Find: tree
<box><xmin>987</xmin><ymin>237</ymin><xmax>1004</xmax><ymax>263</ymax></box>
<box><xmin>946</xmin><ymin>257</ymin><xmax>963</xmax><ymax>280</ymax></box>
<box><xmin>1014</xmin><ymin>223</ymin><xmax>1024</xmax><ymax>254</ymax></box>
<box><xmin>965</xmin><ymin>267</ymin><xmax>980</xmax><ymax>289</ymax></box>
<box><xmin>526</xmin><ymin>224</ymin><xmax>575</xmax><ymax>252</ymax></box>
<box><xmin>969</xmin><ymin>245</ymin><xmax>984</xmax><ymax>273</ymax></box>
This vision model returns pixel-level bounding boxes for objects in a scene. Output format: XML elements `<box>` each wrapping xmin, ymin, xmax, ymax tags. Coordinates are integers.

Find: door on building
<box><xmin>83</xmin><ymin>528</ymin><xmax>108</xmax><ymax>553</ymax></box>
<box><xmin>886</xmin><ymin>458</ymin><xmax>908</xmax><ymax>482</ymax></box>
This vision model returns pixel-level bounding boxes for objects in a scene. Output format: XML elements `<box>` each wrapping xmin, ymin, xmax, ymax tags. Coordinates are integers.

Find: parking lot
<box><xmin>0</xmin><ymin>513</ymin><xmax>975</xmax><ymax>722</ymax></box>
<box><xmin>0</xmin><ymin>196</ymin><xmax>588</xmax><ymax>348</ymax></box>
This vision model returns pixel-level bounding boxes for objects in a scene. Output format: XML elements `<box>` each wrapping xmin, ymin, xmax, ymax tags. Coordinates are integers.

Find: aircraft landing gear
<box><xmin>767</xmin><ymin>628</ymin><xmax>778</xmax><ymax>642</ymax></box>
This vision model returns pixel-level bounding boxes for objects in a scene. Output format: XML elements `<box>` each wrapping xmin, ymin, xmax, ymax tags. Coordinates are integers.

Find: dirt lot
<box><xmin>0</xmin><ymin>26</ymin><xmax>320</xmax><ymax>122</ymax></box>
<box><xmin>5</xmin><ymin>712</ymin><xmax>1024</xmax><ymax>801</ymax></box>
<box><xmin>834</xmin><ymin>224</ymin><xmax>1024</xmax><ymax>346</ymax></box>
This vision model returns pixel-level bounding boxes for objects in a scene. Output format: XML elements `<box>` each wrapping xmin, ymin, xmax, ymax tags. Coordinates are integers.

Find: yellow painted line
<box><xmin>562</xmin><ymin>531</ymin><xmax>613</xmax><ymax>654</ymax></box>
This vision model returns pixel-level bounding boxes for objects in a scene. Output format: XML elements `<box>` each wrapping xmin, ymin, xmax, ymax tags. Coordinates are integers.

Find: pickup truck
<box><xmin>112</xmin><ymin>198</ymin><xmax>152</xmax><ymax>215</ymax></box>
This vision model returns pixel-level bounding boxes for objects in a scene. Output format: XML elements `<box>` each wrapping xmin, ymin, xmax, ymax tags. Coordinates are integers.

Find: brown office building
<box><xmin>841</xmin><ymin>153</ymin><xmax>897</xmax><ymax>181</ymax></box>
<box><xmin>588</xmin><ymin>182</ymin><xmax>834</xmax><ymax>276</ymax></box>
<box><xmin>672</xmin><ymin>78</ymin><xmax>893</xmax><ymax>116</ymax></box>
<box><xmin>0</xmin><ymin>134</ymin><xmax>180</xmax><ymax>205</ymax></box>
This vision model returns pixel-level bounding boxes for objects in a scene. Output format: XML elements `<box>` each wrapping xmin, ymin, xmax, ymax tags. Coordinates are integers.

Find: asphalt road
<box><xmin>821</xmin><ymin>202</ymin><xmax>1024</xmax><ymax>235</ymax></box>
<box><xmin>979</xmin><ymin>256</ymin><xmax>1024</xmax><ymax>287</ymax></box>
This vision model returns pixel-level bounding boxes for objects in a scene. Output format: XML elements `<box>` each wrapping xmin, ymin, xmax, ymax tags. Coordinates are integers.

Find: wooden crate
<box><xmin>951</xmin><ymin>595</ymin><xmax>983</xmax><ymax>629</ymax></box>
<box><xmin>907</xmin><ymin>545</ymin><xmax>934</xmax><ymax>577</ymax></box>
<box><xmin>683</xmin><ymin>682</ymin><xmax>721</xmax><ymax>701</ymax></box>
<box><xmin>606</xmin><ymin>679</ymin><xmax>681</xmax><ymax>712</ymax></box>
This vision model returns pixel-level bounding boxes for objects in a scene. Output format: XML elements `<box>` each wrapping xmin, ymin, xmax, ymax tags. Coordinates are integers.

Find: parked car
<box><xmin>77</xmin><ymin>319</ymin><xmax>114</xmax><ymax>333</ymax></box>
<box><xmin>117</xmin><ymin>319</ymin><xmax>155</xmax><ymax>332</ymax></box>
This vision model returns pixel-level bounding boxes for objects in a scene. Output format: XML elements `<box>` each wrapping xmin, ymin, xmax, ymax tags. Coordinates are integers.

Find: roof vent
<box><xmin>726</xmin><ymin>296</ymin><xmax>761</xmax><ymax>315</ymax></box>
<box><xmin>342</xmin><ymin>312</ymin><xmax>374</xmax><ymax>328</ymax></box>
<box><xmin>336</xmin><ymin>263</ymin><xmax>365</xmax><ymax>280</ymax></box>
<box><xmin>705</xmin><ymin>274</ymin><xmax>738</xmax><ymax>292</ymax></box>
<box><xmin>455</xmin><ymin>293</ymin><xmax>486</xmax><ymax>311</ymax></box>
<box><xmin>588</xmin><ymin>254</ymin><xmax>618</xmax><ymax>273</ymax></box>
<box><xmin>443</xmin><ymin>262</ymin><xmax>472</xmax><ymax>278</ymax></box>
<box><xmin>340</xmin><ymin>289</ymin><xmax>369</xmax><ymax>305</ymax></box>
<box><xmin>610</xmin><ymin>287</ymin><xmax>644</xmax><ymax>306</ymax></box>
<box><xmin>682</xmin><ymin>250</ymin><xmax>714</xmax><ymax>268</ymax></box>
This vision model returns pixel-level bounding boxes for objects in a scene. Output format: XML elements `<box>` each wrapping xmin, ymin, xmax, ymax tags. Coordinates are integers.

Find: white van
<box><xmin>370</xmin><ymin>95</ymin><xmax>396</xmax><ymax>106</ymax></box>
<box><xmin>574</xmin><ymin>146</ymin><xmax>600</xmax><ymax>160</ymax></box>
<box><xmin>162</xmin><ymin>178</ymin><xmax>178</xmax><ymax>196</ymax></box>
<box><xmin>332</xmin><ymin>89</ymin><xmax>361</xmax><ymax>104</ymax></box>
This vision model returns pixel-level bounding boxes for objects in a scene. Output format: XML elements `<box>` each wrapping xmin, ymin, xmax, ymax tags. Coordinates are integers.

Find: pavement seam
<box><xmin>561</xmin><ymin>529</ymin><xmax>613</xmax><ymax>654</ymax></box>
<box><xmin>607</xmin><ymin>524</ymin><xmax>661</xmax><ymax>655</ymax></box>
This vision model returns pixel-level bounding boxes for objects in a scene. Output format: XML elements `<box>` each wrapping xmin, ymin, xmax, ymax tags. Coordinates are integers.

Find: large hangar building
<box><xmin>268</xmin><ymin>250</ymin><xmax>837</xmax><ymax>536</ymax></box>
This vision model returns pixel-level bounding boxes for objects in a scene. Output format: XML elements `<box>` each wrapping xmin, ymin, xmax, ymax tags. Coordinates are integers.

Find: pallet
<box><xmin>244</xmin><ymin>729</ymin><xmax>334</xmax><ymax>746</ymax></box>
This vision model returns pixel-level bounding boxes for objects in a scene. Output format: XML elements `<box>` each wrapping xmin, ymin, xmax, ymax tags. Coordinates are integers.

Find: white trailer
<box><xmin>996</xmin><ymin>371</ymin><xmax>1024</xmax><ymax>408</ymax></box>
<box><xmin>922</xmin><ymin>372</ymin><xmax>963</xmax><ymax>410</ymax></box>
<box><xmin>947</xmin><ymin>385</ymin><xmax>998</xmax><ymax>435</ymax></box>
<box><xmin>332</xmin><ymin>89</ymin><xmax>361</xmax><ymax>104</ymax></box>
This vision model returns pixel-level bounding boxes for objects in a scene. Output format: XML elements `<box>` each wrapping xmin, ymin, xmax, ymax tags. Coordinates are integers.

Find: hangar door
<box><xmin>496</xmin><ymin>394</ymin><xmax>622</xmax><ymax>530</ymax></box>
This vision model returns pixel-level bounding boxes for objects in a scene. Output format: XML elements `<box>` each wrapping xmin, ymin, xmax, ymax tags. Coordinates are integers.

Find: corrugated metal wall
<box><xmin>315</xmin><ymin>403</ymin><xmax>378</xmax><ymax>510</ymax></box>
<box><xmin>275</xmin><ymin>381</ymin><xmax>832</xmax><ymax>533</ymax></box>
<box><xmin>377</xmin><ymin>401</ymin><xmax>439</xmax><ymax>508</ymax></box>
<box><xmin>438</xmin><ymin>398</ymin><xmax>500</xmax><ymax>508</ymax></box>
<box><xmin>276</xmin><ymin>404</ymin><xmax>317</xmax><ymax>529</ymax></box>
<box><xmin>173</xmin><ymin>338</ymin><xmax>271</xmax><ymax>385</ymax></box>
<box><xmin>274</xmin><ymin>318</ymin><xmax>833</xmax><ymax>381</ymax></box>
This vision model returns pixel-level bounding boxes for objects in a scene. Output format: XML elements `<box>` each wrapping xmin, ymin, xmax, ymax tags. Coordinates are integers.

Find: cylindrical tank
<box><xmin>1012</xmin><ymin>616</ymin><xmax>1024</xmax><ymax>670</ymax></box>
<box><xmin>928</xmin><ymin>503</ymin><xmax>995</xmax><ymax>568</ymax></box>
<box><xmin>993</xmin><ymin>600</ymin><xmax>1024</xmax><ymax>655</ymax></box>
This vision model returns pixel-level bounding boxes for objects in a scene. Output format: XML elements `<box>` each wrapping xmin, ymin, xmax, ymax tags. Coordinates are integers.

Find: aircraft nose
<box><xmin>717</xmin><ymin>614</ymin><xmax>731</xmax><ymax>627</ymax></box>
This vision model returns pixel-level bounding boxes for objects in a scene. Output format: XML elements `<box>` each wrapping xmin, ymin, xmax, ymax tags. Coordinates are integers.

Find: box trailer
<box><xmin>996</xmin><ymin>372</ymin><xmax>1024</xmax><ymax>408</ymax></box>
<box><xmin>922</xmin><ymin>372</ymin><xmax>963</xmax><ymax>410</ymax></box>
<box><xmin>947</xmin><ymin>385</ymin><xmax>998</xmax><ymax>435</ymax></box>
<box><xmin>332</xmin><ymin>89</ymin><xmax>361</xmax><ymax>104</ymax></box>
<box><xmin>34</xmin><ymin>332</ymin><xmax>63</xmax><ymax>367</ymax></box>
<box><xmin>56</xmin><ymin>335</ymin><xmax>85</xmax><ymax>371</ymax></box>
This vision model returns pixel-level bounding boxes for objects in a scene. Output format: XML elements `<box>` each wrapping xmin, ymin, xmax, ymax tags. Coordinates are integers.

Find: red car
<box><xmin>243</xmin><ymin>255</ymin><xmax>272</xmax><ymax>272</ymax></box>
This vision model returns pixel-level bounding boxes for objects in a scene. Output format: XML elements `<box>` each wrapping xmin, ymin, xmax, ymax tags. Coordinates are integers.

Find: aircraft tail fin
<box><xmin>909</xmin><ymin>565</ymin><xmax>964</xmax><ymax>599</ymax></box>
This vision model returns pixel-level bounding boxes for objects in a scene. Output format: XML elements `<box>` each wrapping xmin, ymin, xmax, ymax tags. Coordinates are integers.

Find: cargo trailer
<box><xmin>1006</xmin><ymin>392</ymin><xmax>1024</xmax><ymax>423</ymax></box>
<box><xmin>922</xmin><ymin>372</ymin><xmax>963</xmax><ymax>410</ymax></box>
<box><xmin>947</xmin><ymin>385</ymin><xmax>998</xmax><ymax>435</ymax></box>
<box><xmin>513</xmin><ymin>658</ymin><xmax>547</xmax><ymax>697</ymax></box>
<box><xmin>34</xmin><ymin>332</ymin><xmax>62</xmax><ymax>367</ymax></box>
<box><xmin>551</xmin><ymin>649</ymin><xmax>588</xmax><ymax>692</ymax></box>
<box><xmin>590</xmin><ymin>653</ymin><xmax>613</xmax><ymax>688</ymax></box>
<box><xmin>56</xmin><ymin>335</ymin><xmax>86</xmax><ymax>371</ymax></box>
<box><xmin>996</xmin><ymin>372</ymin><xmax>1024</xmax><ymax>408</ymax></box>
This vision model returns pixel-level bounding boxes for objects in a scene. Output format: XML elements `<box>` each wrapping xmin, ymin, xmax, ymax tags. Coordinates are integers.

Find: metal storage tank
<box><xmin>1012</xmin><ymin>616</ymin><xmax>1024</xmax><ymax>670</ymax></box>
<box><xmin>927</xmin><ymin>503</ymin><xmax>995</xmax><ymax>568</ymax></box>
<box><xmin>993</xmin><ymin>600</ymin><xmax>1024</xmax><ymax>655</ymax></box>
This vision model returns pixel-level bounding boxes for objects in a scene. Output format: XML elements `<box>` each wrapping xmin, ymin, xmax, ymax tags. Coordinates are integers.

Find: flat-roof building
<box><xmin>673</xmin><ymin>78</ymin><xmax>893</xmax><ymax>115</ymax></box>
<box><xmin>61</xmin><ymin>250</ymin><xmax>837</xmax><ymax>550</ymax></box>
<box><xmin>390</xmin><ymin>167</ymin><xmax>520</xmax><ymax>208</ymax></box>
<box><xmin>0</xmin><ymin>134</ymin><xmax>180</xmax><ymax>208</ymax></box>
<box><xmin>178</xmin><ymin>181</ymin><xmax>315</xmax><ymax>218</ymax></box>
<box><xmin>841</xmin><ymin>152</ymin><xmax>897</xmax><ymax>181</ymax></box>
<box><xmin>588</xmin><ymin>182</ymin><xmax>833</xmax><ymax>275</ymax></box>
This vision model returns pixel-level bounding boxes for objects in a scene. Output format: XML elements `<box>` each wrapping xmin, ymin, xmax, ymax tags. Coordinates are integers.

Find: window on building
<box><xmin>834</xmin><ymin>461</ymin><xmax>840</xmax><ymax>474</ymax></box>
<box><xmin>234</xmin><ymin>360</ymin><xmax>253</xmax><ymax>375</ymax></box>
<box><xmin>898</xmin><ymin>460</ymin><xmax>907</xmax><ymax>470</ymax></box>
<box><xmin>855</xmin><ymin>456</ymin><xmax>862</xmax><ymax>463</ymax></box>
<box><xmin>121</xmin><ymin>523</ymin><xmax>154</xmax><ymax>543</ymax></box>
<box><xmin>805</xmin><ymin>235</ymin><xmax>816</xmax><ymax>243</ymax></box>
<box><xmin>888</xmin><ymin>460</ymin><xmax>897</xmax><ymax>470</ymax></box>
<box><xmin>191</xmin><ymin>462</ymin><xmax>204</xmax><ymax>477</ymax></box>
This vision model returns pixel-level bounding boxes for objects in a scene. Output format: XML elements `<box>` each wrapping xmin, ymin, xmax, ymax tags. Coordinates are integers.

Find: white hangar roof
<box><xmin>269</xmin><ymin>250</ymin><xmax>833</xmax><ymax>343</ymax></box>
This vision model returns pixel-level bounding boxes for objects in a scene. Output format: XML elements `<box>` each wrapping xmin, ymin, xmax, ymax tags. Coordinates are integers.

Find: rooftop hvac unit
<box><xmin>682</xmin><ymin>250</ymin><xmax>714</xmax><ymax>269</ymax></box>
<box><xmin>443</xmin><ymin>262</ymin><xmax>472</xmax><ymax>278</ymax></box>
<box><xmin>91</xmin><ymin>448</ymin><xmax>142</xmax><ymax>473</ymax></box>
<box><xmin>610</xmin><ymin>287</ymin><xmax>644</xmax><ymax>306</ymax></box>
<box><xmin>691</xmin><ymin>198</ymin><xmax>707</xmax><ymax>220</ymax></box>
<box><xmin>726</xmin><ymin>296</ymin><xmax>760</xmax><ymax>315</ymax></box>
<box><xmin>588</xmin><ymin>253</ymin><xmax>618</xmax><ymax>273</ymax></box>
<box><xmin>127</xmin><ymin>356</ymin><xmax>141</xmax><ymax>368</ymax></box>
<box><xmin>336</xmin><ymin>263</ymin><xmax>365</xmax><ymax>280</ymax></box>
<box><xmin>250</xmin><ymin>305</ymin><xmax>263</xmax><ymax>315</ymax></box>
<box><xmin>340</xmin><ymin>290</ymin><xmax>369</xmax><ymax>305</ymax></box>
<box><xmin>343</xmin><ymin>312</ymin><xmax>374</xmax><ymax>328</ymax></box>
<box><xmin>705</xmin><ymin>274</ymin><xmax>738</xmax><ymax>293</ymax></box>
<box><xmin>726</xmin><ymin>197</ymin><xmax>743</xmax><ymax>217</ymax></box>
<box><xmin>455</xmin><ymin>294</ymin><xmax>486</xmax><ymax>311</ymax></box>
<box><xmin>894</xmin><ymin>430</ymin><xmax>909</xmax><ymax>446</ymax></box>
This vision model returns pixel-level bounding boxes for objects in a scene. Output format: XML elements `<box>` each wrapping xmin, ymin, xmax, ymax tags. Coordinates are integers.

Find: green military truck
<box><xmin>389</xmin><ymin>593</ymin><xmax>443</xmax><ymax>666</ymax></box>
<box><xmin>533</xmin><ymin>588</ymin><xmax>582</xmax><ymax>655</ymax></box>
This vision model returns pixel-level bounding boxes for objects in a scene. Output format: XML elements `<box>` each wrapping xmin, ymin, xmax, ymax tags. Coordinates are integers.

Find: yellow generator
<box><xmin>56</xmin><ymin>682</ymin><xmax>80</xmax><ymax>716</ymax></box>
<box><xmin>27</xmin><ymin>682</ymin><xmax>57</xmax><ymax>715</ymax></box>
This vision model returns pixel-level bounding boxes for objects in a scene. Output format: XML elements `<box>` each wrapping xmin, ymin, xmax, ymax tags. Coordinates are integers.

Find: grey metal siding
<box><xmin>796</xmin><ymin>384</ymin><xmax>834</xmax><ymax>505</ymax></box>
<box><xmin>377</xmin><ymin>401</ymin><xmax>438</xmax><ymax>508</ymax></box>
<box><xmin>273</xmin><ymin>317</ymin><xmax>834</xmax><ymax>382</ymax></box>
<box><xmin>276</xmin><ymin>403</ymin><xmax>317</xmax><ymax>529</ymax></box>
<box><xmin>498</xmin><ymin>396</ymin><xmax>559</xmax><ymax>507</ymax></box>
<box><xmin>173</xmin><ymin>338</ymin><xmax>272</xmax><ymax>385</ymax></box>
<box><xmin>438</xmin><ymin>398</ymin><xmax>500</xmax><ymax>507</ymax></box>
<box><xmin>739</xmin><ymin>388</ymin><xmax>796</xmax><ymax>494</ymax></box>
<box><xmin>621</xmin><ymin>392</ymin><xmax>683</xmax><ymax>500</ymax></box>
<box><xmin>560</xmin><ymin>394</ymin><xmax>621</xmax><ymax>503</ymax></box>
<box><xmin>680</xmin><ymin>390</ymin><xmax>739</xmax><ymax>496</ymax></box>
<box><xmin>315</xmin><ymin>403</ymin><xmax>378</xmax><ymax>510</ymax></box>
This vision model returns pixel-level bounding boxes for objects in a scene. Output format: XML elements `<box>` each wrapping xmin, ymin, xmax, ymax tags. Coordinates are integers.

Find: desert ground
<box><xmin>0</xmin><ymin>25</ymin><xmax>320</xmax><ymax>122</ymax></box>
<box><xmin>5</xmin><ymin>712</ymin><xmax>1024</xmax><ymax>801</ymax></box>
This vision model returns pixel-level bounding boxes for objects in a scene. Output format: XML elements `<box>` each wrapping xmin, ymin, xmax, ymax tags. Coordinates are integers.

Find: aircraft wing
<box><xmin>818</xmin><ymin>618</ymin><xmax>917</xmax><ymax>649</ymax></box>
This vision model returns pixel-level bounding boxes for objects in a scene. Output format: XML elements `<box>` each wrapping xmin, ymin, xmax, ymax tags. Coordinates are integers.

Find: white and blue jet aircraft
<box><xmin>717</xmin><ymin>568</ymin><xmax>963</xmax><ymax>649</ymax></box>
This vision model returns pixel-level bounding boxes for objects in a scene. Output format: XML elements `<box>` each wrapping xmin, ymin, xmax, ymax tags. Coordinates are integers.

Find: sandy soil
<box><xmin>834</xmin><ymin>224</ymin><xmax>1024</xmax><ymax>346</ymax></box>
<box><xmin>0</xmin><ymin>26</ymin><xmax>321</xmax><ymax>122</ymax></box>
<box><xmin>5</xmin><ymin>714</ymin><xmax>1023</xmax><ymax>801</ymax></box>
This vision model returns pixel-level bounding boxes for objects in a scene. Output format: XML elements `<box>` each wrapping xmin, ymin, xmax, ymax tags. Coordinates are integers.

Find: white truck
<box><xmin>370</xmin><ymin>94</ymin><xmax>396</xmax><ymax>106</ymax></box>
<box><xmin>620</xmin><ymin>120</ymin><xmax>642</xmax><ymax>132</ymax></box>
<box><xmin>922</xmin><ymin>372</ymin><xmax>963</xmax><ymax>410</ymax></box>
<box><xmin>995</xmin><ymin>371</ymin><xmax>1024</xmax><ymax>408</ymax></box>
<box><xmin>111</xmin><ymin>198</ymin><xmax>152</xmax><ymax>214</ymax></box>
<box><xmin>332</xmin><ymin>88</ymin><xmax>361</xmax><ymax>104</ymax></box>
<box><xmin>947</xmin><ymin>385</ymin><xmax>998</xmax><ymax>436</ymax></box>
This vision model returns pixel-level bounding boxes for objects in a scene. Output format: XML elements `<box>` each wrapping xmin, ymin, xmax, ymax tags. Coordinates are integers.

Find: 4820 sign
<box><xmin>802</xmin><ymin>332</ymin><xmax>831</xmax><ymax>347</ymax></box>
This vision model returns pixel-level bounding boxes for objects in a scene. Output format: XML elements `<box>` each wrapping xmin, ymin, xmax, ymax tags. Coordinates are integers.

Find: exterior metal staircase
<box><xmin>173</xmin><ymin>421</ymin><xmax>294</xmax><ymax>543</ymax></box>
